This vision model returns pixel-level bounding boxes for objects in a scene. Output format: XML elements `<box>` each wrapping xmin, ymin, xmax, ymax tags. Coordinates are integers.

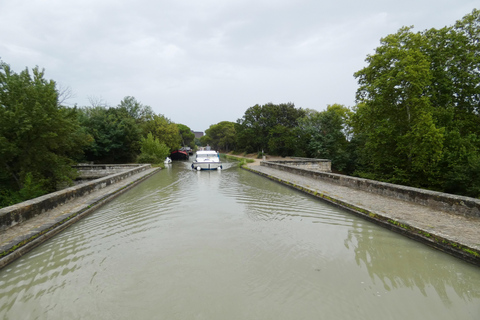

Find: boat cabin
<box><xmin>196</xmin><ymin>151</ymin><xmax>219</xmax><ymax>159</ymax></box>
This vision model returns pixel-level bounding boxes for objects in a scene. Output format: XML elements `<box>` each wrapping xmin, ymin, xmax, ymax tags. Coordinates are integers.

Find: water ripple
<box><xmin>1</xmin><ymin>163</ymin><xmax>479</xmax><ymax>319</ymax></box>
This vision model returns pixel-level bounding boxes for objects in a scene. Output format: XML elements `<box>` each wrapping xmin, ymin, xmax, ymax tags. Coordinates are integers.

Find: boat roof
<box><xmin>196</xmin><ymin>150</ymin><xmax>217</xmax><ymax>155</ymax></box>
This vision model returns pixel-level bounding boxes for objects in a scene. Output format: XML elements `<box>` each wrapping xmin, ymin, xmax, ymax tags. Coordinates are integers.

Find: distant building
<box><xmin>192</xmin><ymin>131</ymin><xmax>204</xmax><ymax>139</ymax></box>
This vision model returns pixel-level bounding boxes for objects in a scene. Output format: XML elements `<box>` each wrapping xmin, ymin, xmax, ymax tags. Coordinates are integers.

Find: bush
<box><xmin>0</xmin><ymin>173</ymin><xmax>47</xmax><ymax>208</ymax></box>
<box><xmin>137</xmin><ymin>133</ymin><xmax>170</xmax><ymax>164</ymax></box>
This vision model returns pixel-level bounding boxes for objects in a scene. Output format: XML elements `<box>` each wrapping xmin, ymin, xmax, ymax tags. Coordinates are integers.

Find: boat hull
<box><xmin>192</xmin><ymin>150</ymin><xmax>222</xmax><ymax>170</ymax></box>
<box><xmin>192</xmin><ymin>162</ymin><xmax>222</xmax><ymax>170</ymax></box>
<box><xmin>170</xmin><ymin>150</ymin><xmax>189</xmax><ymax>160</ymax></box>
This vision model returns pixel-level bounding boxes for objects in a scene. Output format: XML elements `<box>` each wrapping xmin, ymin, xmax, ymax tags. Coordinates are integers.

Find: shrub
<box><xmin>137</xmin><ymin>133</ymin><xmax>170</xmax><ymax>164</ymax></box>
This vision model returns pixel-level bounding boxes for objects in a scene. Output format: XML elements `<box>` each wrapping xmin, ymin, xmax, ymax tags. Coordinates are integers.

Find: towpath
<box><xmin>0</xmin><ymin>167</ymin><xmax>160</xmax><ymax>268</ymax></box>
<box><xmin>245</xmin><ymin>161</ymin><xmax>480</xmax><ymax>266</ymax></box>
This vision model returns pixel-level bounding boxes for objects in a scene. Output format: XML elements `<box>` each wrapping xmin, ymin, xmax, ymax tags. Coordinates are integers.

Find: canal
<box><xmin>1</xmin><ymin>161</ymin><xmax>479</xmax><ymax>319</ymax></box>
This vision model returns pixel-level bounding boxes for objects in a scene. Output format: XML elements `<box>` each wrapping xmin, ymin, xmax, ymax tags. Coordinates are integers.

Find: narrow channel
<box><xmin>1</xmin><ymin>161</ymin><xmax>479</xmax><ymax>319</ymax></box>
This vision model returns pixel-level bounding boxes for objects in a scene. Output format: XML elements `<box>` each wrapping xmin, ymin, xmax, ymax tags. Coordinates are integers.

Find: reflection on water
<box><xmin>0</xmin><ymin>161</ymin><xmax>479</xmax><ymax>319</ymax></box>
<box><xmin>345</xmin><ymin>220</ymin><xmax>480</xmax><ymax>306</ymax></box>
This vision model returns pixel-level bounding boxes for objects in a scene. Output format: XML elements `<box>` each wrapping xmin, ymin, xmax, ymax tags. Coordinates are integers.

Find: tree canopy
<box><xmin>177</xmin><ymin>123</ymin><xmax>195</xmax><ymax>148</ymax></box>
<box><xmin>352</xmin><ymin>9</ymin><xmax>480</xmax><ymax>194</ymax></box>
<box><xmin>298</xmin><ymin>105</ymin><xmax>352</xmax><ymax>172</ymax></box>
<box><xmin>78</xmin><ymin>105</ymin><xmax>142</xmax><ymax>163</ymax></box>
<box><xmin>235</xmin><ymin>102</ymin><xmax>305</xmax><ymax>156</ymax></box>
<box><xmin>137</xmin><ymin>132</ymin><xmax>170</xmax><ymax>164</ymax></box>
<box><xmin>0</xmin><ymin>62</ymin><xmax>89</xmax><ymax>206</ymax></box>
<box><xmin>141</xmin><ymin>114</ymin><xmax>181</xmax><ymax>151</ymax></box>
<box><xmin>201</xmin><ymin>121</ymin><xmax>236</xmax><ymax>152</ymax></box>
<box><xmin>79</xmin><ymin>98</ymin><xmax>184</xmax><ymax>164</ymax></box>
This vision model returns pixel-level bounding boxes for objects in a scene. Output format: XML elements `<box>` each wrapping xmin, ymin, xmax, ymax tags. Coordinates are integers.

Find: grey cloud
<box><xmin>0</xmin><ymin>0</ymin><xmax>477</xmax><ymax>130</ymax></box>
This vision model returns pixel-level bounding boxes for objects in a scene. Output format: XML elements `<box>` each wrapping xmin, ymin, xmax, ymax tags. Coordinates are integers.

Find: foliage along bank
<box><xmin>352</xmin><ymin>9</ymin><xmax>480</xmax><ymax>197</ymax></box>
<box><xmin>0</xmin><ymin>63</ymin><xmax>195</xmax><ymax>208</ymax></box>
<box><xmin>1</xmin><ymin>9</ymin><xmax>478</xmax><ymax>207</ymax></box>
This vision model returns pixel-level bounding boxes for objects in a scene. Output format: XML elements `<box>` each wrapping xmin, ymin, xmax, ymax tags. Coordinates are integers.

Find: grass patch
<box><xmin>224</xmin><ymin>154</ymin><xmax>242</xmax><ymax>161</ymax></box>
<box><xmin>236</xmin><ymin>158</ymin><xmax>254</xmax><ymax>167</ymax></box>
<box><xmin>224</xmin><ymin>154</ymin><xmax>255</xmax><ymax>166</ymax></box>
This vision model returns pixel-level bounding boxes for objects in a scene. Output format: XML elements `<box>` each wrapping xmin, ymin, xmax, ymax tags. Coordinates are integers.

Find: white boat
<box><xmin>164</xmin><ymin>157</ymin><xmax>172</xmax><ymax>164</ymax></box>
<box><xmin>192</xmin><ymin>150</ymin><xmax>222</xmax><ymax>171</ymax></box>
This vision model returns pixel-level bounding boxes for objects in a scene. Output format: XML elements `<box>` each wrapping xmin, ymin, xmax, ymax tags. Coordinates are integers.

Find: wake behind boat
<box><xmin>192</xmin><ymin>150</ymin><xmax>222</xmax><ymax>171</ymax></box>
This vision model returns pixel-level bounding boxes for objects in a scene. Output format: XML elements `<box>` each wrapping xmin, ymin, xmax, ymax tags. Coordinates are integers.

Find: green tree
<box><xmin>235</xmin><ymin>104</ymin><xmax>265</xmax><ymax>153</ymax></box>
<box><xmin>118</xmin><ymin>96</ymin><xmax>154</xmax><ymax>123</ymax></box>
<box><xmin>177</xmin><ymin>123</ymin><xmax>195</xmax><ymax>148</ymax></box>
<box><xmin>352</xmin><ymin>9</ymin><xmax>480</xmax><ymax>196</ymax></box>
<box><xmin>298</xmin><ymin>105</ymin><xmax>352</xmax><ymax>172</ymax></box>
<box><xmin>267</xmin><ymin>124</ymin><xmax>300</xmax><ymax>157</ymax></box>
<box><xmin>203</xmin><ymin>121</ymin><xmax>236</xmax><ymax>151</ymax></box>
<box><xmin>235</xmin><ymin>102</ymin><xmax>305</xmax><ymax>155</ymax></box>
<box><xmin>426</xmin><ymin>10</ymin><xmax>480</xmax><ymax>196</ymax></box>
<box><xmin>353</xmin><ymin>26</ymin><xmax>445</xmax><ymax>187</ymax></box>
<box><xmin>0</xmin><ymin>62</ymin><xmax>88</xmax><ymax>207</ymax></box>
<box><xmin>141</xmin><ymin>114</ymin><xmax>181</xmax><ymax>151</ymax></box>
<box><xmin>79</xmin><ymin>106</ymin><xmax>141</xmax><ymax>163</ymax></box>
<box><xmin>137</xmin><ymin>133</ymin><xmax>170</xmax><ymax>164</ymax></box>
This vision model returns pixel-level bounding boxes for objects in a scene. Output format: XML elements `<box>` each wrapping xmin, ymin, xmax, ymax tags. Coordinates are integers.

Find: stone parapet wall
<box><xmin>261</xmin><ymin>161</ymin><xmax>480</xmax><ymax>218</ymax></box>
<box><xmin>74</xmin><ymin>164</ymin><xmax>140</xmax><ymax>179</ymax></box>
<box><xmin>269</xmin><ymin>158</ymin><xmax>332</xmax><ymax>172</ymax></box>
<box><xmin>0</xmin><ymin>164</ymin><xmax>151</xmax><ymax>231</ymax></box>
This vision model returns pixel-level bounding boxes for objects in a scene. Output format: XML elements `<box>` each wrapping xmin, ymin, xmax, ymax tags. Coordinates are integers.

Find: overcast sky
<box><xmin>0</xmin><ymin>1</ymin><xmax>477</xmax><ymax>131</ymax></box>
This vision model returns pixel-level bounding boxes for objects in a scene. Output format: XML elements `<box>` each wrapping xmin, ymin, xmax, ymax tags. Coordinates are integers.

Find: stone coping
<box><xmin>74</xmin><ymin>164</ymin><xmax>138</xmax><ymax>180</ymax></box>
<box><xmin>276</xmin><ymin>157</ymin><xmax>331</xmax><ymax>162</ymax></box>
<box><xmin>0</xmin><ymin>164</ymin><xmax>151</xmax><ymax>231</ymax></box>
<box><xmin>261</xmin><ymin>161</ymin><xmax>480</xmax><ymax>219</ymax></box>
<box><xmin>246</xmin><ymin>163</ymin><xmax>480</xmax><ymax>266</ymax></box>
<box><xmin>0</xmin><ymin>165</ymin><xmax>160</xmax><ymax>269</ymax></box>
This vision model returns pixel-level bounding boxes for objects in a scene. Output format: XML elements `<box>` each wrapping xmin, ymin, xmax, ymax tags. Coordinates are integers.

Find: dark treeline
<box><xmin>1</xmin><ymin>9</ymin><xmax>479</xmax><ymax>206</ymax></box>
<box><xmin>202</xmin><ymin>9</ymin><xmax>480</xmax><ymax>198</ymax></box>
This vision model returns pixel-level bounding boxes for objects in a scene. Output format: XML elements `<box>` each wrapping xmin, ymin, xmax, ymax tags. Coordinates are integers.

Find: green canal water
<box><xmin>1</xmin><ymin>161</ymin><xmax>479</xmax><ymax>319</ymax></box>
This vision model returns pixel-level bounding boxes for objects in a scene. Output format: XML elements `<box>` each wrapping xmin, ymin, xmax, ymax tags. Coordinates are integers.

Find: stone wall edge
<box><xmin>0</xmin><ymin>164</ymin><xmax>152</xmax><ymax>230</ymax></box>
<box><xmin>261</xmin><ymin>161</ymin><xmax>480</xmax><ymax>218</ymax></box>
